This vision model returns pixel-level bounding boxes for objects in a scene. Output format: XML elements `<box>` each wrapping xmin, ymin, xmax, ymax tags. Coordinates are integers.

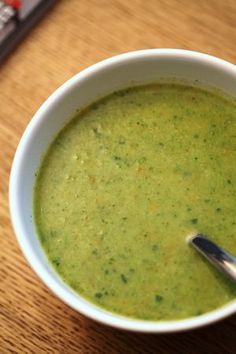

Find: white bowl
<box><xmin>9</xmin><ymin>49</ymin><xmax>236</xmax><ymax>333</ymax></box>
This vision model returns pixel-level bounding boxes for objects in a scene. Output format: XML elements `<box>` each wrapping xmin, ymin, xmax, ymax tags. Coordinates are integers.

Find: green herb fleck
<box><xmin>152</xmin><ymin>244</ymin><xmax>159</xmax><ymax>251</ymax></box>
<box><xmin>195</xmin><ymin>310</ymin><xmax>203</xmax><ymax>316</ymax></box>
<box><xmin>190</xmin><ymin>218</ymin><xmax>198</xmax><ymax>224</ymax></box>
<box><xmin>155</xmin><ymin>295</ymin><xmax>163</xmax><ymax>303</ymax></box>
<box><xmin>121</xmin><ymin>274</ymin><xmax>128</xmax><ymax>283</ymax></box>
<box><xmin>50</xmin><ymin>230</ymin><xmax>57</xmax><ymax>238</ymax></box>
<box><xmin>92</xmin><ymin>127</ymin><xmax>101</xmax><ymax>137</ymax></box>
<box><xmin>95</xmin><ymin>292</ymin><xmax>103</xmax><ymax>299</ymax></box>
<box><xmin>113</xmin><ymin>155</ymin><xmax>122</xmax><ymax>161</ymax></box>
<box><xmin>118</xmin><ymin>137</ymin><xmax>126</xmax><ymax>144</ymax></box>
<box><xmin>52</xmin><ymin>258</ymin><xmax>60</xmax><ymax>267</ymax></box>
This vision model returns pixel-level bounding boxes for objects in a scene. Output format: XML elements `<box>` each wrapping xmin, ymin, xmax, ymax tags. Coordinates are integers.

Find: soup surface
<box><xmin>34</xmin><ymin>84</ymin><xmax>236</xmax><ymax>320</ymax></box>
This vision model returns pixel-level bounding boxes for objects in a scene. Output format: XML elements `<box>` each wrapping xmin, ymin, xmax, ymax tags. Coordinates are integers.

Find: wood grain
<box><xmin>1</xmin><ymin>0</ymin><xmax>236</xmax><ymax>352</ymax></box>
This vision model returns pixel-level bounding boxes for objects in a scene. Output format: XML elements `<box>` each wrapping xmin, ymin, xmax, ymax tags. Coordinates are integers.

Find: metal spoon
<box><xmin>188</xmin><ymin>233</ymin><xmax>236</xmax><ymax>283</ymax></box>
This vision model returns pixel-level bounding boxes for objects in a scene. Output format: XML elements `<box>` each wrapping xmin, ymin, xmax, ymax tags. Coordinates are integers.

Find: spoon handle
<box><xmin>189</xmin><ymin>234</ymin><xmax>236</xmax><ymax>283</ymax></box>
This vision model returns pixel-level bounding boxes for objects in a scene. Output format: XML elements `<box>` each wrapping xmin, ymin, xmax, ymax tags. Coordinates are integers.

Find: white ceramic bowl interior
<box><xmin>9</xmin><ymin>49</ymin><xmax>236</xmax><ymax>333</ymax></box>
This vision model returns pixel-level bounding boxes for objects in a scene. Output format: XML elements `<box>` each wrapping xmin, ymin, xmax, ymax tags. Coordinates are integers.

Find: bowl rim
<box><xmin>9</xmin><ymin>48</ymin><xmax>236</xmax><ymax>333</ymax></box>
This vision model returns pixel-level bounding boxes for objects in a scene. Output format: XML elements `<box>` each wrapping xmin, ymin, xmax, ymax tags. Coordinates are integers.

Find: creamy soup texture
<box><xmin>34</xmin><ymin>84</ymin><xmax>236</xmax><ymax>320</ymax></box>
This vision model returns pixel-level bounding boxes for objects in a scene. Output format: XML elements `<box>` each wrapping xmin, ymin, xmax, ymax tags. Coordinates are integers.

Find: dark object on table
<box><xmin>0</xmin><ymin>0</ymin><xmax>56</xmax><ymax>62</ymax></box>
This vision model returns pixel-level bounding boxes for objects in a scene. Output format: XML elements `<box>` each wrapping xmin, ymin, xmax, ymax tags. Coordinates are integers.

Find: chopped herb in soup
<box><xmin>34</xmin><ymin>84</ymin><xmax>236</xmax><ymax>320</ymax></box>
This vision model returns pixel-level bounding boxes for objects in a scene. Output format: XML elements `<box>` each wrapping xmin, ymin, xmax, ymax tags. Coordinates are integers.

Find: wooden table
<box><xmin>1</xmin><ymin>1</ymin><xmax>235</xmax><ymax>352</ymax></box>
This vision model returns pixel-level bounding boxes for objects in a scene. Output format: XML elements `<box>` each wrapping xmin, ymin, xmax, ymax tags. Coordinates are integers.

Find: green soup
<box><xmin>34</xmin><ymin>83</ymin><xmax>236</xmax><ymax>320</ymax></box>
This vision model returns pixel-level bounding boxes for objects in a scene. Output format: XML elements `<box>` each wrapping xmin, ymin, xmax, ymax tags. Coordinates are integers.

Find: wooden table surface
<box><xmin>1</xmin><ymin>1</ymin><xmax>236</xmax><ymax>353</ymax></box>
